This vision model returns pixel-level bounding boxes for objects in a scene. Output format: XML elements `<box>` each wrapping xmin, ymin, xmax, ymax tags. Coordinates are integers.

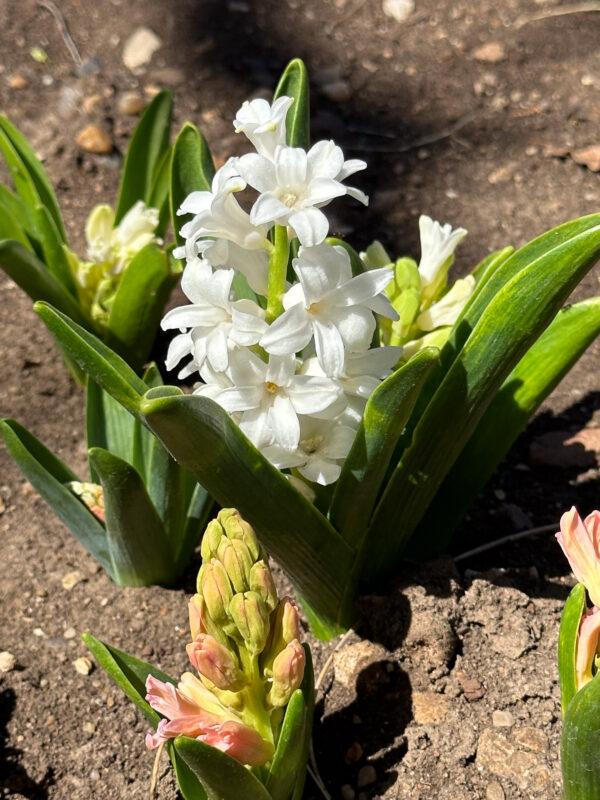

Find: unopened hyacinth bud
<box><xmin>262</xmin><ymin>597</ymin><xmax>301</xmax><ymax>675</ymax></box>
<box><xmin>249</xmin><ymin>560</ymin><xmax>278</xmax><ymax>613</ymax></box>
<box><xmin>217</xmin><ymin>538</ymin><xmax>253</xmax><ymax>594</ymax></box>
<box><xmin>218</xmin><ymin>508</ymin><xmax>261</xmax><ymax>562</ymax></box>
<box><xmin>199</xmin><ymin>560</ymin><xmax>234</xmax><ymax>628</ymax></box>
<box><xmin>266</xmin><ymin>639</ymin><xmax>306</xmax><ymax>708</ymax></box>
<box><xmin>67</xmin><ymin>481</ymin><xmax>105</xmax><ymax>523</ymax></box>
<box><xmin>229</xmin><ymin>591</ymin><xmax>269</xmax><ymax>654</ymax></box>
<box><xmin>187</xmin><ymin>634</ymin><xmax>247</xmax><ymax>691</ymax></box>
<box><xmin>200</xmin><ymin>518</ymin><xmax>227</xmax><ymax>562</ymax></box>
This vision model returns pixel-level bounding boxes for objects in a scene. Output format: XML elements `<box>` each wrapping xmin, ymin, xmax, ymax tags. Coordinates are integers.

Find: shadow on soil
<box><xmin>0</xmin><ymin>684</ymin><xmax>53</xmax><ymax>799</ymax></box>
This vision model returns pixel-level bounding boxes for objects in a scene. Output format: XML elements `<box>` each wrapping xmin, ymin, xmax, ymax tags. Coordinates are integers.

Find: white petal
<box><xmin>344</xmin><ymin>185</ymin><xmax>369</xmax><ymax>205</ymax></box>
<box><xmin>250</xmin><ymin>192</ymin><xmax>290</xmax><ymax>227</ymax></box>
<box><xmin>178</xmin><ymin>191</ymin><xmax>212</xmax><ymax>215</ymax></box>
<box><xmin>275</xmin><ymin>146</ymin><xmax>308</xmax><ymax>187</ymax></box>
<box><xmin>320</xmin><ymin>424</ymin><xmax>356</xmax><ymax>459</ymax></box>
<box><xmin>165</xmin><ymin>332</ymin><xmax>192</xmax><ymax>371</ymax></box>
<box><xmin>307</xmin><ymin>140</ymin><xmax>345</xmax><ymax>180</ymax></box>
<box><xmin>215</xmin><ymin>385</ymin><xmax>263</xmax><ymax>413</ymax></box>
<box><xmin>330</xmin><ymin>306</ymin><xmax>375</xmax><ymax>353</ymax></box>
<box><xmin>287</xmin><ymin>375</ymin><xmax>342</xmax><ymax>414</ymax></box>
<box><xmin>336</xmin><ymin>158</ymin><xmax>367</xmax><ymax>181</ymax></box>
<box><xmin>312</xmin><ymin>317</ymin><xmax>346</xmax><ymax>377</ymax></box>
<box><xmin>298</xmin><ymin>457</ymin><xmax>341</xmax><ymax>486</ymax></box>
<box><xmin>304</xmin><ymin>177</ymin><xmax>346</xmax><ymax>207</ymax></box>
<box><xmin>288</xmin><ymin>207</ymin><xmax>329</xmax><ymax>247</ymax></box>
<box><xmin>269</xmin><ymin>394</ymin><xmax>300</xmax><ymax>451</ymax></box>
<box><xmin>206</xmin><ymin>326</ymin><xmax>231</xmax><ymax>372</ymax></box>
<box><xmin>237</xmin><ymin>153</ymin><xmax>277</xmax><ymax>193</ymax></box>
<box><xmin>328</xmin><ymin>267</ymin><xmax>394</xmax><ymax>308</ymax></box>
<box><xmin>260</xmin><ymin>304</ymin><xmax>313</xmax><ymax>355</ymax></box>
<box><xmin>345</xmin><ymin>346</ymin><xmax>403</xmax><ymax>378</ymax></box>
<box><xmin>366</xmin><ymin>292</ymin><xmax>399</xmax><ymax>320</ymax></box>
<box><xmin>239</xmin><ymin>406</ymin><xmax>273</xmax><ymax>450</ymax></box>
<box><xmin>161</xmin><ymin>304</ymin><xmax>225</xmax><ymax>330</ymax></box>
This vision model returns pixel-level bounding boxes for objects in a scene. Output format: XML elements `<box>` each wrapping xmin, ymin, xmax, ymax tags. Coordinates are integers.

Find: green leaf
<box><xmin>470</xmin><ymin>245</ymin><xmax>514</xmax><ymax>285</ymax></box>
<box><xmin>170</xmin><ymin>122</ymin><xmax>215</xmax><ymax>249</ymax></box>
<box><xmin>88</xmin><ymin>447</ymin><xmax>174</xmax><ymax>586</ymax></box>
<box><xmin>34</xmin><ymin>302</ymin><xmax>148</xmax><ymax>416</ymax></box>
<box><xmin>178</xmin><ymin>483</ymin><xmax>214</xmax><ymax>574</ymax></box>
<box><xmin>330</xmin><ymin>347</ymin><xmax>439</xmax><ymax>547</ymax></box>
<box><xmin>174</xmin><ymin>737</ymin><xmax>272</xmax><ymax>800</ymax></box>
<box><xmin>105</xmin><ymin>242</ymin><xmax>176</xmax><ymax>369</ymax></box>
<box><xmin>412</xmin><ymin>298</ymin><xmax>600</xmax><ymax>555</ymax></box>
<box><xmin>171</xmin><ymin>748</ymin><xmax>209</xmax><ymax>800</ymax></box>
<box><xmin>0</xmin><ymin>419</ymin><xmax>112</xmax><ymax>575</ymax></box>
<box><xmin>561</xmin><ymin>668</ymin><xmax>600</xmax><ymax>799</ymax></box>
<box><xmin>274</xmin><ymin>58</ymin><xmax>310</xmax><ymax>149</ymax></box>
<box><xmin>33</xmin><ymin>205</ymin><xmax>77</xmax><ymax>295</ymax></box>
<box><xmin>0</xmin><ymin>115</ymin><xmax>65</xmax><ymax>240</ymax></box>
<box><xmin>0</xmin><ymin>241</ymin><xmax>88</xmax><ymax>327</ymax></box>
<box><xmin>559</xmin><ymin>583</ymin><xmax>587</xmax><ymax>717</ymax></box>
<box><xmin>267</xmin><ymin>645</ymin><xmax>314</xmax><ymax>800</ymax></box>
<box><xmin>114</xmin><ymin>90</ymin><xmax>173</xmax><ymax>224</ymax></box>
<box><xmin>0</xmin><ymin>207</ymin><xmax>30</xmax><ymax>248</ymax></box>
<box><xmin>148</xmin><ymin>144</ymin><xmax>173</xmax><ymax>238</ymax></box>
<box><xmin>364</xmin><ymin>215</ymin><xmax>600</xmax><ymax>580</ymax></box>
<box><xmin>86</xmin><ymin>379</ymin><xmax>136</xmax><ymax>478</ymax></box>
<box><xmin>0</xmin><ymin>184</ymin><xmax>36</xmax><ymax>237</ymax></box>
<box><xmin>82</xmin><ymin>633</ymin><xmax>175</xmax><ymax>726</ymax></box>
<box><xmin>139</xmin><ymin>391</ymin><xmax>354</xmax><ymax>629</ymax></box>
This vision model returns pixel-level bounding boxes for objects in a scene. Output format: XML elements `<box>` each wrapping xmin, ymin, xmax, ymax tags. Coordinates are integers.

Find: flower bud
<box><xmin>187</xmin><ymin>634</ymin><xmax>246</xmax><ymax>691</ymax></box>
<box><xmin>249</xmin><ymin>560</ymin><xmax>277</xmax><ymax>613</ymax></box>
<box><xmin>218</xmin><ymin>508</ymin><xmax>261</xmax><ymax>561</ymax></box>
<box><xmin>200</xmin><ymin>519</ymin><xmax>226</xmax><ymax>563</ymax></box>
<box><xmin>217</xmin><ymin>539</ymin><xmax>253</xmax><ymax>594</ymax></box>
<box><xmin>266</xmin><ymin>640</ymin><xmax>306</xmax><ymax>708</ymax></box>
<box><xmin>199</xmin><ymin>560</ymin><xmax>233</xmax><ymax>628</ymax></box>
<box><xmin>261</xmin><ymin>597</ymin><xmax>301</xmax><ymax>675</ymax></box>
<box><xmin>67</xmin><ymin>481</ymin><xmax>105</xmax><ymax>523</ymax></box>
<box><xmin>229</xmin><ymin>591</ymin><xmax>269</xmax><ymax>654</ymax></box>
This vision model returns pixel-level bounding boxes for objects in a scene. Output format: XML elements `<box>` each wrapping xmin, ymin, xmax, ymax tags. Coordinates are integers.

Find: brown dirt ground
<box><xmin>1</xmin><ymin>0</ymin><xmax>600</xmax><ymax>798</ymax></box>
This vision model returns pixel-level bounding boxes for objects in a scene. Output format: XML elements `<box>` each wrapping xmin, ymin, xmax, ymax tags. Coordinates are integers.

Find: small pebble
<box><xmin>62</xmin><ymin>570</ymin><xmax>86</xmax><ymax>591</ymax></box>
<box><xmin>473</xmin><ymin>42</ymin><xmax>506</xmax><ymax>63</ymax></box>
<box><xmin>73</xmin><ymin>657</ymin><xmax>93</xmax><ymax>675</ymax></box>
<box><xmin>63</xmin><ymin>627</ymin><xmax>77</xmax><ymax>640</ymax></box>
<box><xmin>321</xmin><ymin>80</ymin><xmax>351</xmax><ymax>102</ymax></box>
<box><xmin>382</xmin><ymin>0</ymin><xmax>414</xmax><ymax>22</ymax></box>
<box><xmin>122</xmin><ymin>27</ymin><xmax>162</xmax><ymax>70</ymax></box>
<box><xmin>492</xmin><ymin>710</ymin><xmax>514</xmax><ymax>728</ymax></box>
<box><xmin>357</xmin><ymin>765</ymin><xmax>377</xmax><ymax>788</ymax></box>
<box><xmin>83</xmin><ymin>721</ymin><xmax>96</xmax><ymax>735</ymax></box>
<box><xmin>8</xmin><ymin>73</ymin><xmax>28</xmax><ymax>89</ymax></box>
<box><xmin>75</xmin><ymin>125</ymin><xmax>113</xmax><ymax>155</ymax></box>
<box><xmin>117</xmin><ymin>91</ymin><xmax>146</xmax><ymax>115</ymax></box>
<box><xmin>0</xmin><ymin>651</ymin><xmax>16</xmax><ymax>672</ymax></box>
<box><xmin>90</xmin><ymin>769</ymin><xmax>100</xmax><ymax>780</ymax></box>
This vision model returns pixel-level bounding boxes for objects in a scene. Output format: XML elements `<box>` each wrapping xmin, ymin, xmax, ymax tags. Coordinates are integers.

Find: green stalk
<box><xmin>266</xmin><ymin>225</ymin><xmax>289</xmax><ymax>324</ymax></box>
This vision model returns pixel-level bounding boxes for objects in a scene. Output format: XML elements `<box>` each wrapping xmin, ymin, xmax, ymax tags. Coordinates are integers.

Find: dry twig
<box><xmin>37</xmin><ymin>0</ymin><xmax>83</xmax><ymax>69</ymax></box>
<box><xmin>454</xmin><ymin>523</ymin><xmax>557</xmax><ymax>563</ymax></box>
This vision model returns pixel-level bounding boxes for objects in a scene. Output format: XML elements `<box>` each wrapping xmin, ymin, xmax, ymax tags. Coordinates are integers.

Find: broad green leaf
<box><xmin>365</xmin><ymin>216</ymin><xmax>600</xmax><ymax>580</ymax></box>
<box><xmin>86</xmin><ymin>379</ymin><xmax>136</xmax><ymax>478</ymax></box>
<box><xmin>177</xmin><ymin>483</ymin><xmax>214</xmax><ymax>575</ymax></box>
<box><xmin>0</xmin><ymin>115</ymin><xmax>65</xmax><ymax>239</ymax></box>
<box><xmin>34</xmin><ymin>205</ymin><xmax>77</xmax><ymax>295</ymax></box>
<box><xmin>0</xmin><ymin>207</ymin><xmax>30</xmax><ymax>248</ymax></box>
<box><xmin>35</xmin><ymin>302</ymin><xmax>147</xmax><ymax>416</ymax></box>
<box><xmin>170</xmin><ymin>122</ymin><xmax>215</xmax><ymax>248</ymax></box>
<box><xmin>561</xmin><ymin>669</ymin><xmax>600</xmax><ymax>799</ymax></box>
<box><xmin>0</xmin><ymin>241</ymin><xmax>88</xmax><ymax>328</ymax></box>
<box><xmin>82</xmin><ymin>633</ymin><xmax>175</xmax><ymax>726</ymax></box>
<box><xmin>139</xmin><ymin>391</ymin><xmax>354</xmax><ymax>628</ymax></box>
<box><xmin>267</xmin><ymin>645</ymin><xmax>314</xmax><ymax>800</ymax></box>
<box><xmin>558</xmin><ymin>583</ymin><xmax>586</xmax><ymax>717</ymax></box>
<box><xmin>114</xmin><ymin>90</ymin><xmax>173</xmax><ymax>224</ymax></box>
<box><xmin>174</xmin><ymin>737</ymin><xmax>272</xmax><ymax>800</ymax></box>
<box><xmin>412</xmin><ymin>298</ymin><xmax>600</xmax><ymax>556</ymax></box>
<box><xmin>330</xmin><ymin>347</ymin><xmax>439</xmax><ymax>547</ymax></box>
<box><xmin>105</xmin><ymin>242</ymin><xmax>176</xmax><ymax>369</ymax></box>
<box><xmin>470</xmin><ymin>245</ymin><xmax>514</xmax><ymax>285</ymax></box>
<box><xmin>274</xmin><ymin>58</ymin><xmax>310</xmax><ymax>149</ymax></box>
<box><xmin>171</xmin><ymin>748</ymin><xmax>209</xmax><ymax>800</ymax></box>
<box><xmin>0</xmin><ymin>184</ymin><xmax>35</xmax><ymax>237</ymax></box>
<box><xmin>131</xmin><ymin>362</ymin><xmax>165</xmax><ymax>480</ymax></box>
<box><xmin>148</xmin><ymin>144</ymin><xmax>173</xmax><ymax>238</ymax></box>
<box><xmin>0</xmin><ymin>419</ymin><xmax>112</xmax><ymax>575</ymax></box>
<box><xmin>88</xmin><ymin>447</ymin><xmax>174</xmax><ymax>586</ymax></box>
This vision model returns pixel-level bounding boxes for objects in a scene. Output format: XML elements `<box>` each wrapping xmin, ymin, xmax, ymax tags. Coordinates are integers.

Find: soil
<box><xmin>1</xmin><ymin>0</ymin><xmax>600</xmax><ymax>798</ymax></box>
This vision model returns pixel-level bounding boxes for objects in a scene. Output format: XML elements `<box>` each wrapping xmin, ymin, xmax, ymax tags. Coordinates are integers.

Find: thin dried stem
<box><xmin>453</xmin><ymin>523</ymin><xmax>557</xmax><ymax>563</ymax></box>
<box><xmin>37</xmin><ymin>0</ymin><xmax>83</xmax><ymax>68</ymax></box>
<box><xmin>149</xmin><ymin>742</ymin><xmax>165</xmax><ymax>799</ymax></box>
<box><xmin>516</xmin><ymin>2</ymin><xmax>600</xmax><ymax>28</ymax></box>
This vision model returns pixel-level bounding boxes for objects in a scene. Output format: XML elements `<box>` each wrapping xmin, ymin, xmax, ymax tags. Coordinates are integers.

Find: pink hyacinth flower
<box><xmin>576</xmin><ymin>606</ymin><xmax>600</xmax><ymax>690</ymax></box>
<box><xmin>556</xmin><ymin>507</ymin><xmax>600</xmax><ymax>607</ymax></box>
<box><xmin>144</xmin><ymin>673</ymin><xmax>273</xmax><ymax>766</ymax></box>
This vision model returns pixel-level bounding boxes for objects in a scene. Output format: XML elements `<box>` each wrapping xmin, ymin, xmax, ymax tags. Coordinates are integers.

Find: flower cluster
<box><xmin>67</xmin><ymin>200</ymin><xmax>161</xmax><ymax>324</ymax></box>
<box><xmin>162</xmin><ymin>96</ymin><xmax>471</xmax><ymax>487</ymax></box>
<box><xmin>162</xmin><ymin>96</ymin><xmax>403</xmax><ymax>486</ymax></box>
<box><xmin>144</xmin><ymin>509</ymin><xmax>305</xmax><ymax>766</ymax></box>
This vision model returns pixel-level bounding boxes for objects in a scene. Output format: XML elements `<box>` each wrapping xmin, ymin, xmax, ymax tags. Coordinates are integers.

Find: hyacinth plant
<box><xmin>32</xmin><ymin>59</ymin><xmax>600</xmax><ymax>638</ymax></box>
<box><xmin>0</xmin><ymin>90</ymin><xmax>178</xmax><ymax>375</ymax></box>
<box><xmin>0</xmin><ymin>363</ymin><xmax>213</xmax><ymax>586</ymax></box>
<box><xmin>556</xmin><ymin>507</ymin><xmax>600</xmax><ymax>799</ymax></box>
<box><xmin>84</xmin><ymin>509</ymin><xmax>314</xmax><ymax>800</ymax></box>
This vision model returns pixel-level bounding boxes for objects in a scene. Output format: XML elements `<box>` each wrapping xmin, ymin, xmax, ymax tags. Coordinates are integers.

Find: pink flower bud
<box><xmin>266</xmin><ymin>639</ymin><xmax>306</xmax><ymax>708</ymax></box>
<box><xmin>189</xmin><ymin>594</ymin><xmax>207</xmax><ymax>641</ymax></box>
<box><xmin>187</xmin><ymin>634</ymin><xmax>246</xmax><ymax>691</ymax></box>
<box><xmin>557</xmin><ymin>507</ymin><xmax>600</xmax><ymax>606</ymax></box>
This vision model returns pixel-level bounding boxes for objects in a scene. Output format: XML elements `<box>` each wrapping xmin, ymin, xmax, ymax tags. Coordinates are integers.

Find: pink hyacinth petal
<box><xmin>585</xmin><ymin>510</ymin><xmax>600</xmax><ymax>552</ymax></box>
<box><xmin>557</xmin><ymin>507</ymin><xmax>600</xmax><ymax>607</ymax></box>
<box><xmin>199</xmin><ymin>720</ymin><xmax>274</xmax><ymax>766</ymax></box>
<box><xmin>576</xmin><ymin>606</ymin><xmax>600</xmax><ymax>690</ymax></box>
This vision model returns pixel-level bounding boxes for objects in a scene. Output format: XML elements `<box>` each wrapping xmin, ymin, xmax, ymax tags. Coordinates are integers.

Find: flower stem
<box><xmin>266</xmin><ymin>224</ymin><xmax>289</xmax><ymax>324</ymax></box>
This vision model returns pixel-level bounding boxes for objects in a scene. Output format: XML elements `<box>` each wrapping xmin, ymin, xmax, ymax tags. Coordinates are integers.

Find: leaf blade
<box><xmin>558</xmin><ymin>583</ymin><xmax>586</xmax><ymax>717</ymax></box>
<box><xmin>170</xmin><ymin>122</ymin><xmax>215</xmax><ymax>249</ymax></box>
<box><xmin>274</xmin><ymin>58</ymin><xmax>310</xmax><ymax>149</ymax></box>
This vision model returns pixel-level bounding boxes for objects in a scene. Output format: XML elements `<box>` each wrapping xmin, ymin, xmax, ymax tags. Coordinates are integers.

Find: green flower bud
<box><xmin>249</xmin><ymin>561</ymin><xmax>278</xmax><ymax>613</ymax></box>
<box><xmin>199</xmin><ymin>560</ymin><xmax>233</xmax><ymax>628</ymax></box>
<box><xmin>229</xmin><ymin>591</ymin><xmax>269</xmax><ymax>654</ymax></box>
<box><xmin>200</xmin><ymin>519</ymin><xmax>226</xmax><ymax>563</ymax></box>
<box><xmin>218</xmin><ymin>539</ymin><xmax>253</xmax><ymax>594</ymax></box>
<box><xmin>361</xmin><ymin>240</ymin><xmax>392</xmax><ymax>270</ymax></box>
<box><xmin>218</xmin><ymin>508</ymin><xmax>261</xmax><ymax>561</ymax></box>
<box><xmin>261</xmin><ymin>597</ymin><xmax>301</xmax><ymax>676</ymax></box>
<box><xmin>266</xmin><ymin>640</ymin><xmax>306</xmax><ymax>708</ymax></box>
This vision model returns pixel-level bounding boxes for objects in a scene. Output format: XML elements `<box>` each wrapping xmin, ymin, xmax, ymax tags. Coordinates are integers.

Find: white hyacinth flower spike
<box><xmin>417</xmin><ymin>214</ymin><xmax>467</xmax><ymax>293</ymax></box>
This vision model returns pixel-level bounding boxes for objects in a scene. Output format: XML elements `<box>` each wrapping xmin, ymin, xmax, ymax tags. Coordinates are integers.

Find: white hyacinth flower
<box><xmin>161</xmin><ymin>259</ymin><xmax>267</xmax><ymax>375</ymax></box>
<box><xmin>262</xmin><ymin>416</ymin><xmax>356</xmax><ymax>485</ymax></box>
<box><xmin>194</xmin><ymin>350</ymin><xmax>343</xmax><ymax>452</ymax></box>
<box><xmin>85</xmin><ymin>200</ymin><xmax>160</xmax><ymax>275</ymax></box>
<box><xmin>237</xmin><ymin>140</ymin><xmax>368</xmax><ymax>247</ymax></box>
<box><xmin>176</xmin><ymin>160</ymin><xmax>271</xmax><ymax>254</ymax></box>
<box><xmin>234</xmin><ymin>96</ymin><xmax>294</xmax><ymax>159</ymax></box>
<box><xmin>260</xmin><ymin>243</ymin><xmax>397</xmax><ymax>378</ymax></box>
<box><xmin>417</xmin><ymin>214</ymin><xmax>467</xmax><ymax>288</ymax></box>
<box><xmin>195</xmin><ymin>238</ymin><xmax>270</xmax><ymax>296</ymax></box>
<box><xmin>416</xmin><ymin>275</ymin><xmax>476</xmax><ymax>331</ymax></box>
